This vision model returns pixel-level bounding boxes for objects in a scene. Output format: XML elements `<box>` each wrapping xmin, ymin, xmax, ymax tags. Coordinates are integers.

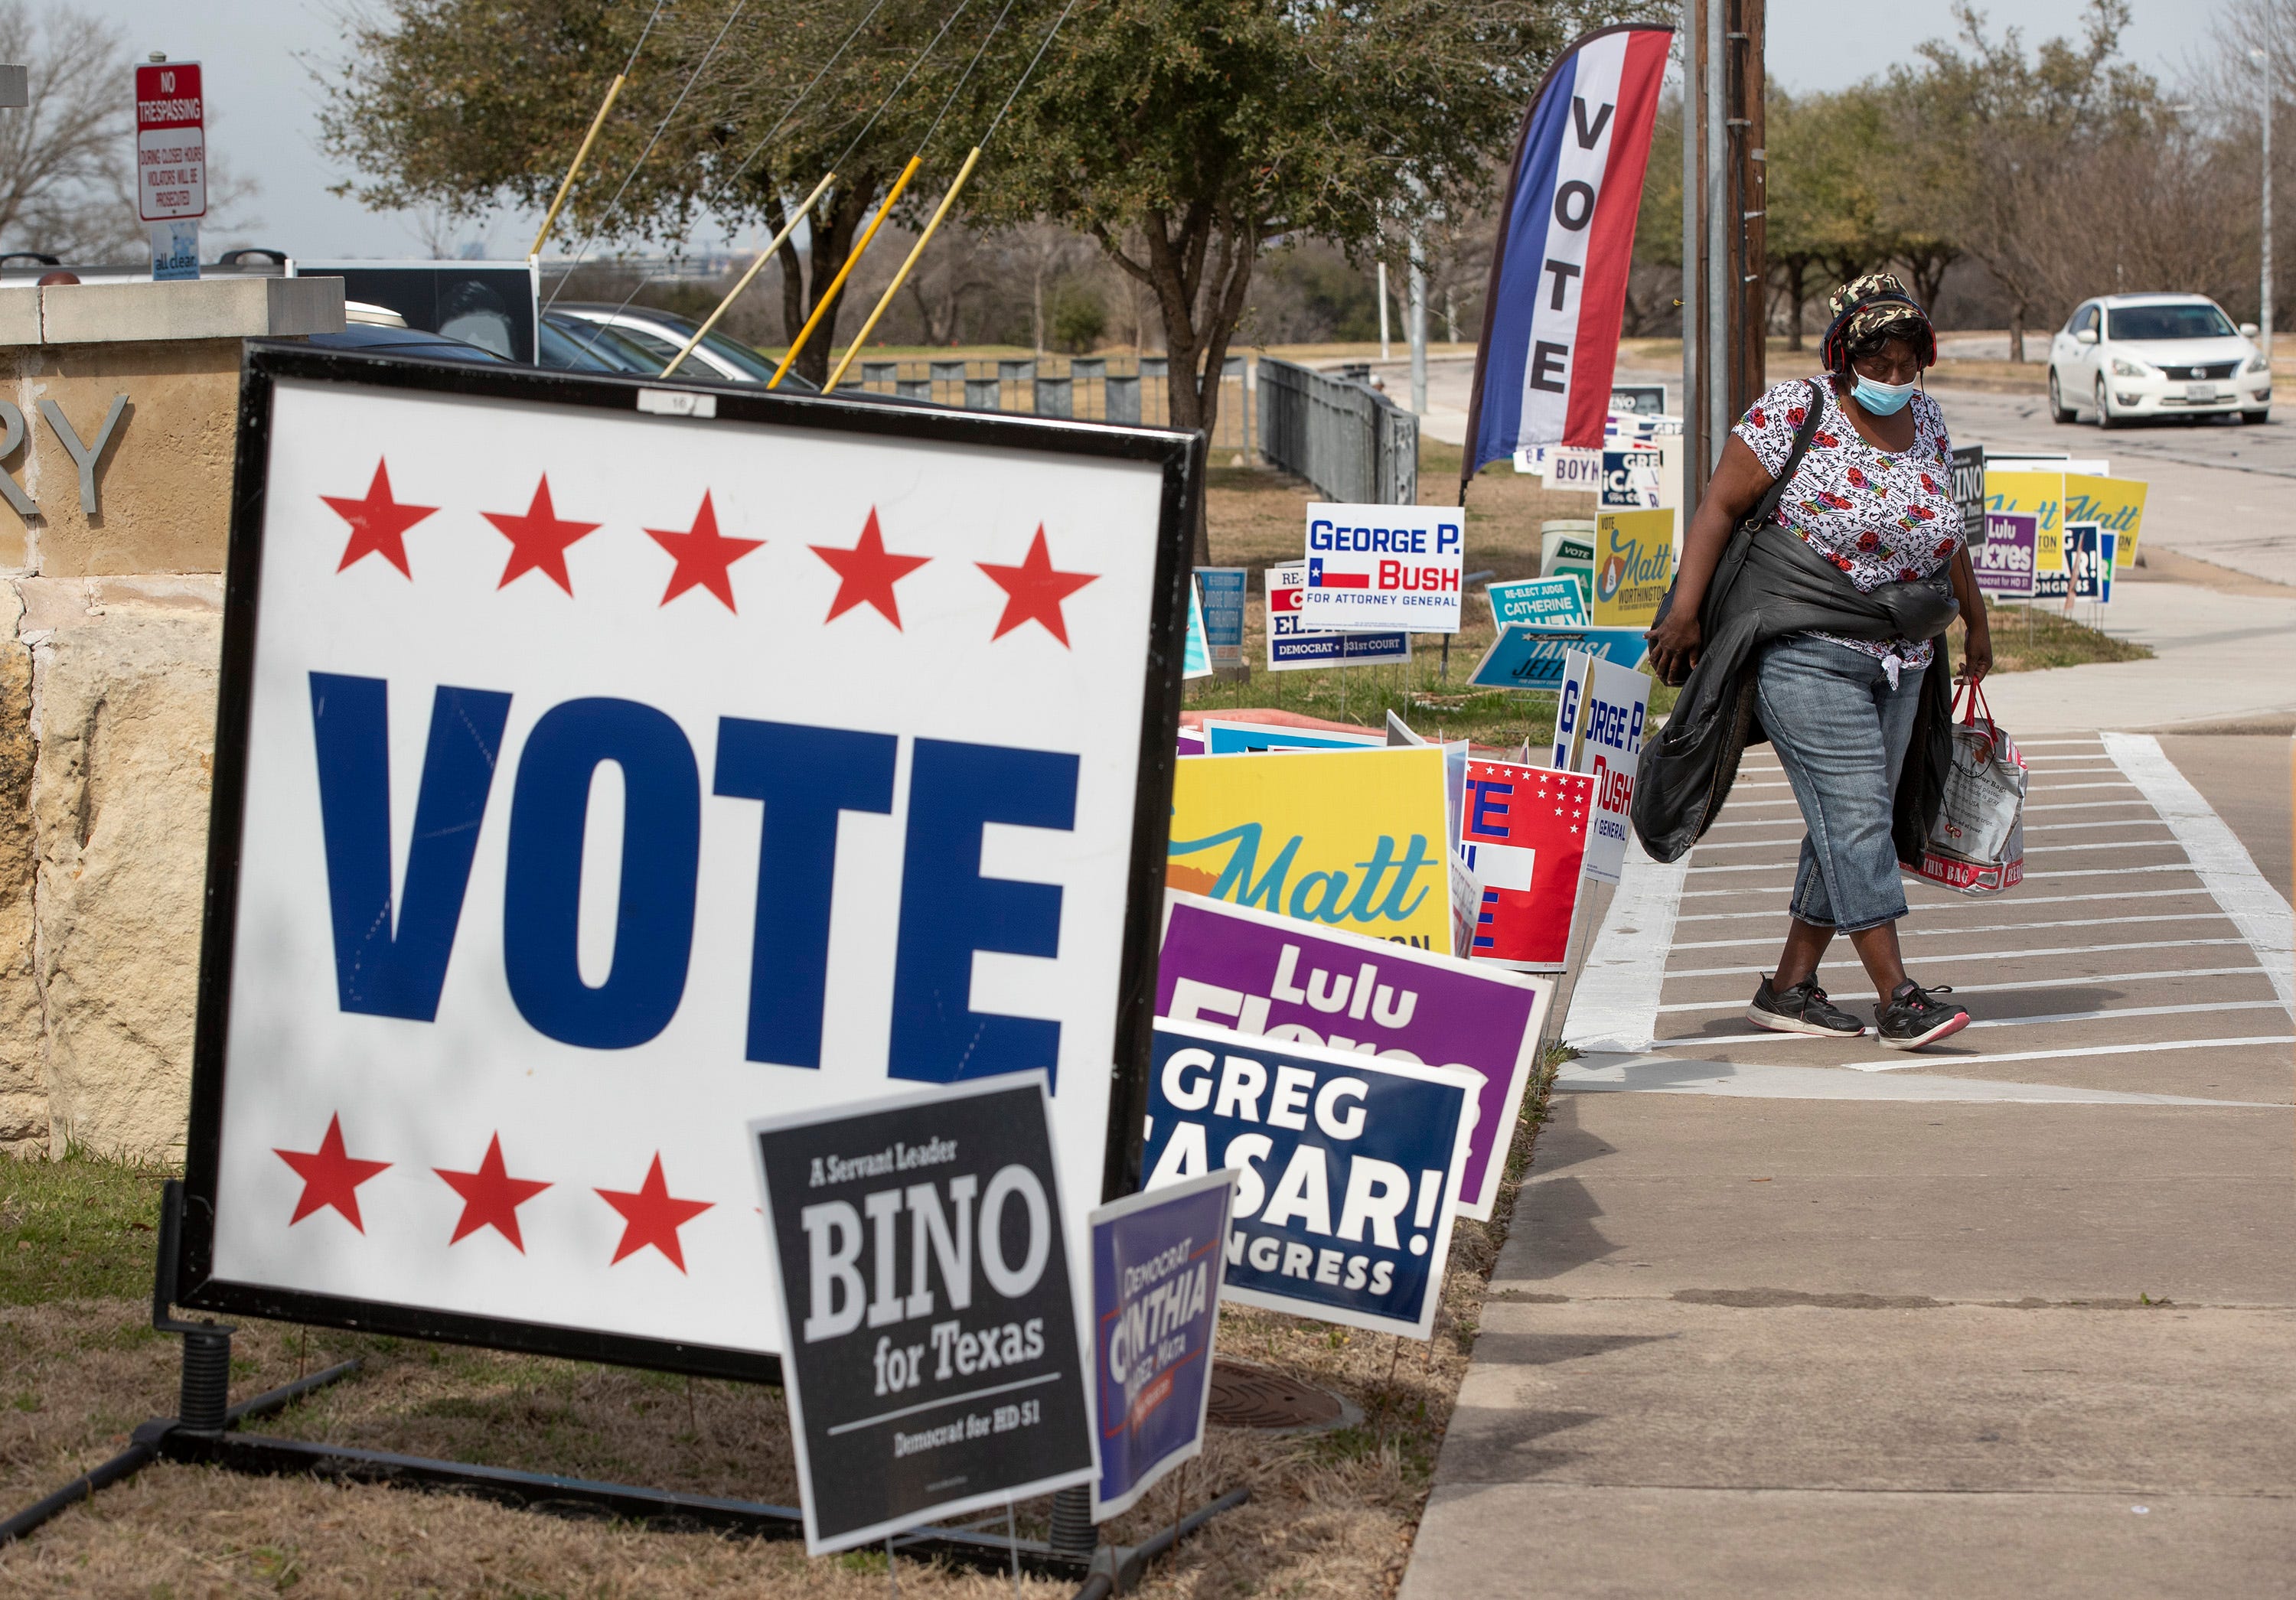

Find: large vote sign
<box><xmin>176</xmin><ymin>349</ymin><xmax>1196</xmax><ymax>1377</ymax></box>
<box><xmin>1143</xmin><ymin>1021</ymin><xmax>1475</xmax><ymax>1338</ymax></box>
<box><xmin>752</xmin><ymin>1077</ymin><xmax>1095</xmax><ymax>1552</ymax></box>
<box><xmin>1156</xmin><ymin>892</ymin><xmax>1551</xmax><ymax>1220</ymax></box>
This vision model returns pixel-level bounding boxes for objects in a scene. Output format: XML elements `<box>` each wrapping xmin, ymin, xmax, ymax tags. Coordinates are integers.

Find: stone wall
<box><xmin>1</xmin><ymin>275</ymin><xmax>341</xmax><ymax>1160</ymax></box>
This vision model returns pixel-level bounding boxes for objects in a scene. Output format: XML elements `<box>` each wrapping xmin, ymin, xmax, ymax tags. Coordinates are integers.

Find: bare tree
<box><xmin>0</xmin><ymin>2</ymin><xmax>139</xmax><ymax>260</ymax></box>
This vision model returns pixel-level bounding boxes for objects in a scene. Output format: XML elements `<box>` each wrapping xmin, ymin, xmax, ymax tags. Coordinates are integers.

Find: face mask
<box><xmin>1852</xmin><ymin>373</ymin><xmax>1919</xmax><ymax>415</ymax></box>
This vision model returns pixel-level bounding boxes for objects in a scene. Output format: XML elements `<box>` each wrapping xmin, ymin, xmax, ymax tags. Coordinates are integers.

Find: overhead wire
<box><xmin>823</xmin><ymin>0</ymin><xmax>1081</xmax><ymax>389</ymax></box>
<box><xmin>542</xmin><ymin>0</ymin><xmax>752</xmax><ymax>311</ymax></box>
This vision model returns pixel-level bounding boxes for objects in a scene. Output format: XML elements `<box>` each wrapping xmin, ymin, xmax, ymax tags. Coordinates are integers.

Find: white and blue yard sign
<box><xmin>1469</xmin><ymin>623</ymin><xmax>1649</xmax><ymax>692</ymax></box>
<box><xmin>1185</xmin><ymin>583</ymin><xmax>1213</xmax><ymax>678</ymax></box>
<box><xmin>1484</xmin><ymin>575</ymin><xmax>1587</xmax><ymax>629</ymax></box>
<box><xmin>1141</xmin><ymin>1021</ymin><xmax>1476</xmax><ymax>1338</ymax></box>
<box><xmin>1089</xmin><ymin>1168</ymin><xmax>1233</xmax><ymax>1520</ymax></box>
<box><xmin>1266</xmin><ymin>562</ymin><xmax>1411</xmax><ymax>672</ymax></box>
<box><xmin>1198</xmin><ymin>719</ymin><xmax>1386</xmax><ymax>756</ymax></box>
<box><xmin>1296</xmin><ymin>503</ymin><xmax>1463</xmax><ymax>634</ymax></box>
<box><xmin>174</xmin><ymin>349</ymin><xmax>1196</xmax><ymax>1378</ymax></box>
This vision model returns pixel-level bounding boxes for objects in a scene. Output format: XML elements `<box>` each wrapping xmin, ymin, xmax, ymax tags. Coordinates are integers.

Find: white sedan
<box><xmin>2047</xmin><ymin>293</ymin><xmax>2272</xmax><ymax>428</ymax></box>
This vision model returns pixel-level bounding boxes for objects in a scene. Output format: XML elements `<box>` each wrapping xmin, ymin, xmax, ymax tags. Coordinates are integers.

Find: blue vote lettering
<box><xmin>889</xmin><ymin>738</ymin><xmax>1078</xmax><ymax>1087</ymax></box>
<box><xmin>310</xmin><ymin>673</ymin><xmax>510</xmax><ymax>1022</ymax></box>
<box><xmin>502</xmin><ymin>699</ymin><xmax>701</xmax><ymax>1049</ymax></box>
<box><xmin>713</xmin><ymin>718</ymin><xmax>897</xmax><ymax>1069</ymax></box>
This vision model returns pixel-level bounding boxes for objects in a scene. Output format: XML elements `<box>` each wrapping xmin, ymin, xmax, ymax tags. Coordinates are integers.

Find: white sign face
<box><xmin>1548</xmin><ymin>650</ymin><xmax>1648</xmax><ymax>885</ymax></box>
<box><xmin>134</xmin><ymin>61</ymin><xmax>206</xmax><ymax>222</ymax></box>
<box><xmin>186</xmin><ymin>360</ymin><xmax>1190</xmax><ymax>1370</ymax></box>
<box><xmin>1296</xmin><ymin>502</ymin><xmax>1463</xmax><ymax>634</ymax></box>
<box><xmin>1543</xmin><ymin>447</ymin><xmax>1603</xmax><ymax>493</ymax></box>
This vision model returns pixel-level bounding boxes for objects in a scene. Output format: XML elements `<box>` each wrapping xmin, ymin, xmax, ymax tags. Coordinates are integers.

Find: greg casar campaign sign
<box><xmin>753</xmin><ymin>1075</ymin><xmax>1095</xmax><ymax>1553</ymax></box>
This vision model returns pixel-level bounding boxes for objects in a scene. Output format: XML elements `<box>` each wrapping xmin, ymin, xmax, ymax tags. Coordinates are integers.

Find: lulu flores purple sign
<box><xmin>1155</xmin><ymin>892</ymin><xmax>1551</xmax><ymax>1219</ymax></box>
<box><xmin>752</xmin><ymin>1076</ymin><xmax>1095</xmax><ymax>1553</ymax></box>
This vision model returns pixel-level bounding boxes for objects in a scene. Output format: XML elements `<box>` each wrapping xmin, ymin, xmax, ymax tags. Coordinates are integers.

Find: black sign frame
<box><xmin>171</xmin><ymin>345</ymin><xmax>1199</xmax><ymax>1383</ymax></box>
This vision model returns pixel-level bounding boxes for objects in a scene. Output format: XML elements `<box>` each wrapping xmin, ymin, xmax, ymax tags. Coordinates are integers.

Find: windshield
<box><xmin>546</xmin><ymin>316</ymin><xmax>657</xmax><ymax>373</ymax></box>
<box><xmin>2108</xmin><ymin>304</ymin><xmax>2237</xmax><ymax>341</ymax></box>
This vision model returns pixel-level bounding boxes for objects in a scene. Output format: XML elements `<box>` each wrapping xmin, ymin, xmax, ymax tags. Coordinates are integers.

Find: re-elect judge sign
<box><xmin>178</xmin><ymin>350</ymin><xmax>1195</xmax><ymax>1374</ymax></box>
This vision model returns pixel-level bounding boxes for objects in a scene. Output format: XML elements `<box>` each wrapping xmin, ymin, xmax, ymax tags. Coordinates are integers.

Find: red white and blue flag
<box><xmin>1463</xmin><ymin>25</ymin><xmax>1674</xmax><ymax>480</ymax></box>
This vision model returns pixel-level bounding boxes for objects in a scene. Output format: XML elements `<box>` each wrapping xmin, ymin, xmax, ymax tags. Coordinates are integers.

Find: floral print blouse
<box><xmin>1732</xmin><ymin>376</ymin><xmax>1962</xmax><ymax>670</ymax></box>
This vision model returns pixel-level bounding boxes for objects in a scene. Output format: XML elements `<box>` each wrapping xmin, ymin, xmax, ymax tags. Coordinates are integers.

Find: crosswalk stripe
<box><xmin>1671</xmin><ymin>886</ymin><xmax>2219</xmax><ymax>923</ymax></box>
<box><xmin>1665</xmin><ymin>938</ymin><xmax>2250</xmax><ymax>979</ymax></box>
<box><xmin>1658</xmin><ymin>999</ymin><xmax>2291</xmax><ymax>1051</ymax></box>
<box><xmin>1846</xmin><ymin>1035</ymin><xmax>2296</xmax><ymax>1074</ymax></box>
<box><xmin>1653</xmin><ymin>966</ymin><xmax>2270</xmax><ymax>1012</ymax></box>
<box><xmin>1681</xmin><ymin>863</ymin><xmax>2205</xmax><ymax>896</ymax></box>
<box><xmin>1666</xmin><ymin>911</ymin><xmax>2234</xmax><ymax>953</ymax></box>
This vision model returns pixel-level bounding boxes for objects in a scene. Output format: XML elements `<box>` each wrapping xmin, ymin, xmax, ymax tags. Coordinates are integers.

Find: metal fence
<box><xmin>1254</xmin><ymin>357</ymin><xmax>1419</xmax><ymax>506</ymax></box>
<box><xmin>834</xmin><ymin>355</ymin><xmax>1251</xmax><ymax>451</ymax></box>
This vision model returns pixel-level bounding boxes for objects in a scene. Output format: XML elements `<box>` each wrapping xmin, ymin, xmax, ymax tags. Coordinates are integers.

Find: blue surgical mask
<box><xmin>1852</xmin><ymin>373</ymin><xmax>1919</xmax><ymax>415</ymax></box>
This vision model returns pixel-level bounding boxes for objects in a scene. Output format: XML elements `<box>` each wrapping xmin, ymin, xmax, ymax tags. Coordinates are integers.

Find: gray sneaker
<box><xmin>1875</xmin><ymin>982</ymin><xmax>1971</xmax><ymax>1050</ymax></box>
<box><xmin>1747</xmin><ymin>976</ymin><xmax>1866</xmax><ymax>1038</ymax></box>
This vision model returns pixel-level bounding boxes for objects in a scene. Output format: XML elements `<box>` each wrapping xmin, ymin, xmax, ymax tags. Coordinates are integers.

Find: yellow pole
<box><xmin>767</xmin><ymin>155</ymin><xmax>925</xmax><ymax>389</ymax></box>
<box><xmin>661</xmin><ymin>169</ymin><xmax>839</xmax><ymax>377</ymax></box>
<box><xmin>825</xmin><ymin>146</ymin><xmax>983</xmax><ymax>393</ymax></box>
<box><xmin>530</xmin><ymin>73</ymin><xmax>628</xmax><ymax>259</ymax></box>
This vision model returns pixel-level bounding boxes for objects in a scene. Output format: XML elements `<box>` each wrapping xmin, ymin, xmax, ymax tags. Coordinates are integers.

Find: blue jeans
<box><xmin>1753</xmin><ymin>634</ymin><xmax>1927</xmax><ymax>934</ymax></box>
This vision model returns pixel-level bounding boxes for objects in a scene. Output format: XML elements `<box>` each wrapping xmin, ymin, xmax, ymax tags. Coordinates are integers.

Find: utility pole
<box><xmin>1407</xmin><ymin>227</ymin><xmax>1429</xmax><ymax>416</ymax></box>
<box><xmin>2257</xmin><ymin>39</ymin><xmax>2275</xmax><ymax>362</ymax></box>
<box><xmin>1378</xmin><ymin>260</ymin><xmax>1391</xmax><ymax>361</ymax></box>
<box><xmin>1682</xmin><ymin>0</ymin><xmax>1766</xmax><ymax>503</ymax></box>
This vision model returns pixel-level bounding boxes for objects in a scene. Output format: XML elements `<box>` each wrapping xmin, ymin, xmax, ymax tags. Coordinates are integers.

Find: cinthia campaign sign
<box><xmin>752</xmin><ymin>1075</ymin><xmax>1095</xmax><ymax>1553</ymax></box>
<box><xmin>178</xmin><ymin>349</ymin><xmax>1196</xmax><ymax>1377</ymax></box>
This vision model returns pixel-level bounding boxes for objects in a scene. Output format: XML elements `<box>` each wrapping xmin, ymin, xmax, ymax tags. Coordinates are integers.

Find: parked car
<box><xmin>305</xmin><ymin>323</ymin><xmax>507</xmax><ymax>366</ymax></box>
<box><xmin>2048</xmin><ymin>293</ymin><xmax>2271</xmax><ymax>427</ymax></box>
<box><xmin>549</xmin><ymin>302</ymin><xmax>817</xmax><ymax>391</ymax></box>
<box><xmin>541</xmin><ymin>311</ymin><xmax>667</xmax><ymax>373</ymax></box>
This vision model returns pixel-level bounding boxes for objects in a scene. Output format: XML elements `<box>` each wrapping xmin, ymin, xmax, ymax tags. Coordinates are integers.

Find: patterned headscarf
<box><xmin>1821</xmin><ymin>271</ymin><xmax>1935</xmax><ymax>370</ymax></box>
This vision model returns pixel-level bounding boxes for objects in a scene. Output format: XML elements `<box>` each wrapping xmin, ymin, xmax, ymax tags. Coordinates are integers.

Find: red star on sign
<box><xmin>482</xmin><ymin>475</ymin><xmax>601</xmax><ymax>595</ymax></box>
<box><xmin>977</xmin><ymin>524</ymin><xmax>1097</xmax><ymax>646</ymax></box>
<box><xmin>645</xmin><ymin>490</ymin><xmax>762</xmax><ymax>612</ymax></box>
<box><xmin>595</xmin><ymin>1153</ymin><xmax>714</xmax><ymax>1272</ymax></box>
<box><xmin>321</xmin><ymin>459</ymin><xmax>435</xmax><ymax>578</ymax></box>
<box><xmin>274</xmin><ymin>1113</ymin><xmax>391</xmax><ymax>1231</ymax></box>
<box><xmin>435</xmin><ymin>1133</ymin><xmax>552</xmax><ymax>1251</ymax></box>
<box><xmin>812</xmin><ymin>507</ymin><xmax>930</xmax><ymax>628</ymax></box>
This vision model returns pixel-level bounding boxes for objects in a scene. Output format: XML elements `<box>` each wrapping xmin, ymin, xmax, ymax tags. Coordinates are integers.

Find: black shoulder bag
<box><xmin>1647</xmin><ymin>377</ymin><xmax>1828</xmax><ymax>683</ymax></box>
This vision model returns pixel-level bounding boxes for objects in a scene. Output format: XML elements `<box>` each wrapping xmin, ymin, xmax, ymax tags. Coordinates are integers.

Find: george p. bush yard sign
<box><xmin>175</xmin><ymin>348</ymin><xmax>1196</xmax><ymax>1377</ymax></box>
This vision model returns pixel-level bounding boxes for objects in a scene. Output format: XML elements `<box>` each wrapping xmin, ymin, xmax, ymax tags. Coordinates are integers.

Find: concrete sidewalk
<box><xmin>1401</xmin><ymin>733</ymin><xmax>2296</xmax><ymax>1598</ymax></box>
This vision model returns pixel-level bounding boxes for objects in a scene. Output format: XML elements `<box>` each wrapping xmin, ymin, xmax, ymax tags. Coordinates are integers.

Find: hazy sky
<box><xmin>88</xmin><ymin>0</ymin><xmax>2229</xmax><ymax>261</ymax></box>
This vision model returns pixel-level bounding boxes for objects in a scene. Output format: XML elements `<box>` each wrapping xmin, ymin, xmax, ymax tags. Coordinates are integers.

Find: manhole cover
<box><xmin>1205</xmin><ymin>1360</ymin><xmax>1356</xmax><ymax>1433</ymax></box>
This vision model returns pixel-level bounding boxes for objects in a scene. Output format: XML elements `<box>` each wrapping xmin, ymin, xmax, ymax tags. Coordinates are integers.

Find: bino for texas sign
<box><xmin>177</xmin><ymin>350</ymin><xmax>1196</xmax><ymax>1375</ymax></box>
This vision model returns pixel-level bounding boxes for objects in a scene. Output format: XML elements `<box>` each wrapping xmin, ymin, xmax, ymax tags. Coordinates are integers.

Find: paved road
<box><xmin>1402</xmin><ymin>732</ymin><xmax>2296</xmax><ymax>1598</ymax></box>
<box><xmin>1359</xmin><ymin>353</ymin><xmax>2296</xmax><ymax>587</ymax></box>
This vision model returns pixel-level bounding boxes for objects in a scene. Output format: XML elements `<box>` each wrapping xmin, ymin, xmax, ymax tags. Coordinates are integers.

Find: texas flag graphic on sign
<box><xmin>188</xmin><ymin>357</ymin><xmax>1190</xmax><ymax>1369</ymax></box>
<box><xmin>1457</xmin><ymin>759</ymin><xmax>1593</xmax><ymax>970</ymax></box>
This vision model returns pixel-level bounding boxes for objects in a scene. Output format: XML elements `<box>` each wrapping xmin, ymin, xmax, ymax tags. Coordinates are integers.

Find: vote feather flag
<box><xmin>1462</xmin><ymin>24</ymin><xmax>1675</xmax><ymax>482</ymax></box>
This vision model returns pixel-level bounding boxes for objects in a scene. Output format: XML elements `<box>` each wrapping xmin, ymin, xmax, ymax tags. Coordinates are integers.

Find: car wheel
<box><xmin>2048</xmin><ymin>368</ymin><xmax>2076</xmax><ymax>424</ymax></box>
<box><xmin>2094</xmin><ymin>377</ymin><xmax>2124</xmax><ymax>429</ymax></box>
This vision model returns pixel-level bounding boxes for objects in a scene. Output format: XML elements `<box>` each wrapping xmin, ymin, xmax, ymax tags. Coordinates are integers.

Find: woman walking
<box><xmin>1634</xmin><ymin>273</ymin><xmax>1992</xmax><ymax>1050</ymax></box>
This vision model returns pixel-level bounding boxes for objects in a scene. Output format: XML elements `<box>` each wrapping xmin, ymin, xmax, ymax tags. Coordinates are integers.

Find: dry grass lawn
<box><xmin>0</xmin><ymin>1048</ymin><xmax>1563</xmax><ymax>1600</ymax></box>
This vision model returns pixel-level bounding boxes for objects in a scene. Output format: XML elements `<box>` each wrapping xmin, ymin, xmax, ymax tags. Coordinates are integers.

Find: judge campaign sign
<box><xmin>1296</xmin><ymin>503</ymin><xmax>1463</xmax><ymax>634</ymax></box>
<box><xmin>1155</xmin><ymin>891</ymin><xmax>1552</xmax><ymax>1220</ymax></box>
<box><xmin>1265</xmin><ymin>562</ymin><xmax>1411</xmax><ymax>671</ymax></box>
<box><xmin>1485</xmin><ymin>575</ymin><xmax>1587</xmax><ymax>628</ymax></box>
<box><xmin>752</xmin><ymin>1076</ymin><xmax>1096</xmax><ymax>1553</ymax></box>
<box><xmin>1143</xmin><ymin>1021</ymin><xmax>1476</xmax><ymax>1338</ymax></box>
<box><xmin>173</xmin><ymin>348</ymin><xmax>1196</xmax><ymax>1377</ymax></box>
